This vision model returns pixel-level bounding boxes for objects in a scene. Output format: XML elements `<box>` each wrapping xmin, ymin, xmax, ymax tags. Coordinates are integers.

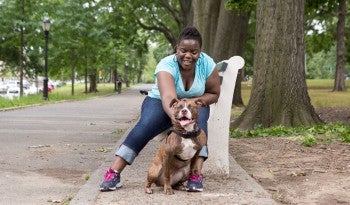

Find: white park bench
<box><xmin>204</xmin><ymin>56</ymin><xmax>245</xmax><ymax>176</ymax></box>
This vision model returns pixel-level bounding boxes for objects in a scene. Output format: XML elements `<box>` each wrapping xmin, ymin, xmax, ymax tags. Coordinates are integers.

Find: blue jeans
<box><xmin>116</xmin><ymin>96</ymin><xmax>210</xmax><ymax>164</ymax></box>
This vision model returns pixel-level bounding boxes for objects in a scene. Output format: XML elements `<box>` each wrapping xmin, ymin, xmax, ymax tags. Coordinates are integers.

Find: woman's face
<box><xmin>176</xmin><ymin>39</ymin><xmax>201</xmax><ymax>71</ymax></box>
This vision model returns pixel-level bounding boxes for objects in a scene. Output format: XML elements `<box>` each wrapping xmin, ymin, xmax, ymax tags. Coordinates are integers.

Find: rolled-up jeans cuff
<box><xmin>115</xmin><ymin>144</ymin><xmax>137</xmax><ymax>165</ymax></box>
<box><xmin>198</xmin><ymin>145</ymin><xmax>208</xmax><ymax>159</ymax></box>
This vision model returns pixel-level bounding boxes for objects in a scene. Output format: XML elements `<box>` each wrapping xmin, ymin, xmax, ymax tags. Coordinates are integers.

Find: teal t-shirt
<box><xmin>148</xmin><ymin>52</ymin><xmax>216</xmax><ymax>100</ymax></box>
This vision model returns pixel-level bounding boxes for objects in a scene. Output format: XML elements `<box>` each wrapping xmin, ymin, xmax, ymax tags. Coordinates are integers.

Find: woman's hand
<box><xmin>201</xmin><ymin>68</ymin><xmax>221</xmax><ymax>105</ymax></box>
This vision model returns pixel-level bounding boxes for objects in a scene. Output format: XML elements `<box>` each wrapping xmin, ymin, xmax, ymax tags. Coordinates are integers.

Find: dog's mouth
<box><xmin>178</xmin><ymin>117</ymin><xmax>194</xmax><ymax>127</ymax></box>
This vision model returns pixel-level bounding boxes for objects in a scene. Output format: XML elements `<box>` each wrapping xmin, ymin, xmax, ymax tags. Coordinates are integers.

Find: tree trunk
<box><xmin>333</xmin><ymin>0</ymin><xmax>346</xmax><ymax>92</ymax></box>
<box><xmin>192</xmin><ymin>0</ymin><xmax>220</xmax><ymax>53</ymax></box>
<box><xmin>192</xmin><ymin>0</ymin><xmax>250</xmax><ymax>106</ymax></box>
<box><xmin>19</xmin><ymin>0</ymin><xmax>25</xmax><ymax>97</ymax></box>
<box><xmin>179</xmin><ymin>0</ymin><xmax>193</xmax><ymax>28</ymax></box>
<box><xmin>232</xmin><ymin>0</ymin><xmax>323</xmax><ymax>130</ymax></box>
<box><xmin>70</xmin><ymin>48</ymin><xmax>75</xmax><ymax>96</ymax></box>
<box><xmin>89</xmin><ymin>72</ymin><xmax>97</xmax><ymax>93</ymax></box>
<box><xmin>84</xmin><ymin>49</ymin><xmax>89</xmax><ymax>93</ymax></box>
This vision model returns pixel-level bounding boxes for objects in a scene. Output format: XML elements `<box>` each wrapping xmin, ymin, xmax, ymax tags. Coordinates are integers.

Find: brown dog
<box><xmin>144</xmin><ymin>98</ymin><xmax>207</xmax><ymax>195</ymax></box>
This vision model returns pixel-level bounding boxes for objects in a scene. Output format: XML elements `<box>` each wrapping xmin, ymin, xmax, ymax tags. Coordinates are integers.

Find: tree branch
<box><xmin>159</xmin><ymin>0</ymin><xmax>181</xmax><ymax>28</ymax></box>
<box><xmin>135</xmin><ymin>17</ymin><xmax>177</xmax><ymax>48</ymax></box>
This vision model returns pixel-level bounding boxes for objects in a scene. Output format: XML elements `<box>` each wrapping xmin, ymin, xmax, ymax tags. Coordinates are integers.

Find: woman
<box><xmin>100</xmin><ymin>26</ymin><xmax>220</xmax><ymax>192</ymax></box>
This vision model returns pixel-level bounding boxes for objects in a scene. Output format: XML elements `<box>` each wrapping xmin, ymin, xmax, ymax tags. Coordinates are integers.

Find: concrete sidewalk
<box><xmin>0</xmin><ymin>84</ymin><xmax>152</xmax><ymax>205</ymax></box>
<box><xmin>70</xmin><ymin>85</ymin><xmax>277</xmax><ymax>205</ymax></box>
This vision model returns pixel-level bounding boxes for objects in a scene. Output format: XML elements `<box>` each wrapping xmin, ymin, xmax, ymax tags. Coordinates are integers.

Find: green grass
<box><xmin>234</xmin><ymin>79</ymin><xmax>350</xmax><ymax>146</ymax></box>
<box><xmin>230</xmin><ymin>122</ymin><xmax>350</xmax><ymax>146</ymax></box>
<box><xmin>0</xmin><ymin>83</ymin><xmax>122</xmax><ymax>109</ymax></box>
<box><xmin>301</xmin><ymin>134</ymin><xmax>317</xmax><ymax>147</ymax></box>
<box><xmin>241</xmin><ymin>79</ymin><xmax>350</xmax><ymax>108</ymax></box>
<box><xmin>307</xmin><ymin>79</ymin><xmax>350</xmax><ymax>108</ymax></box>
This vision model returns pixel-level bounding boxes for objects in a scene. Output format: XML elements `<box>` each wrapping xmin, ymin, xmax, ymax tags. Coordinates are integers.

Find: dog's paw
<box><xmin>164</xmin><ymin>187</ymin><xmax>174</xmax><ymax>195</ymax></box>
<box><xmin>145</xmin><ymin>187</ymin><xmax>153</xmax><ymax>194</ymax></box>
<box><xmin>173</xmin><ymin>184</ymin><xmax>186</xmax><ymax>191</ymax></box>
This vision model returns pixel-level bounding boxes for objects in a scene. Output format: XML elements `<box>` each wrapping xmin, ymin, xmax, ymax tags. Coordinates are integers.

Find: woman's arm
<box><xmin>157</xmin><ymin>71</ymin><xmax>178</xmax><ymax>120</ymax></box>
<box><xmin>196</xmin><ymin>69</ymin><xmax>221</xmax><ymax>106</ymax></box>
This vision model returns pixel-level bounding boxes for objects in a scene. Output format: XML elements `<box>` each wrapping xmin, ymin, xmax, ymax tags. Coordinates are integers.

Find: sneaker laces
<box><xmin>188</xmin><ymin>174</ymin><xmax>202</xmax><ymax>182</ymax></box>
<box><xmin>104</xmin><ymin>168</ymin><xmax>117</xmax><ymax>181</ymax></box>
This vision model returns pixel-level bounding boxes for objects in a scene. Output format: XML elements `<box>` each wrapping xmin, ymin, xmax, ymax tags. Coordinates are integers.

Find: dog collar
<box><xmin>167</xmin><ymin>127</ymin><xmax>202</xmax><ymax>139</ymax></box>
<box><xmin>175</xmin><ymin>155</ymin><xmax>189</xmax><ymax>162</ymax></box>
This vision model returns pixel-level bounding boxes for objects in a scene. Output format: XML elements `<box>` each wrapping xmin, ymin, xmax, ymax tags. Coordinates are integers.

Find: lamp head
<box><xmin>42</xmin><ymin>18</ymin><xmax>51</xmax><ymax>32</ymax></box>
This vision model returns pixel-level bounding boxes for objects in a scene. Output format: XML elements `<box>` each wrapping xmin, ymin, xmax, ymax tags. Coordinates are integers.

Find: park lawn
<box><xmin>241</xmin><ymin>79</ymin><xmax>350</xmax><ymax>108</ymax></box>
<box><xmin>0</xmin><ymin>83</ymin><xmax>119</xmax><ymax>109</ymax></box>
<box><xmin>307</xmin><ymin>79</ymin><xmax>350</xmax><ymax>108</ymax></box>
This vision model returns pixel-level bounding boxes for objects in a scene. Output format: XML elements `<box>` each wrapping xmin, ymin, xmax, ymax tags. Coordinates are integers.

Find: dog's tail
<box><xmin>139</xmin><ymin>90</ymin><xmax>148</xmax><ymax>95</ymax></box>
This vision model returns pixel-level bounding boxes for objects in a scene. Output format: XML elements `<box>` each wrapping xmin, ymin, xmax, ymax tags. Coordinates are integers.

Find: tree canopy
<box><xmin>1</xmin><ymin>0</ymin><xmax>348</xmax><ymax>83</ymax></box>
<box><xmin>0</xmin><ymin>0</ymin><xmax>348</xmax><ymax>129</ymax></box>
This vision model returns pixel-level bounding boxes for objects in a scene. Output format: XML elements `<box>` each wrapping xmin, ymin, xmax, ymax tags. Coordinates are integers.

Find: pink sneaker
<box><xmin>186</xmin><ymin>174</ymin><xmax>203</xmax><ymax>192</ymax></box>
<box><xmin>99</xmin><ymin>168</ymin><xmax>122</xmax><ymax>191</ymax></box>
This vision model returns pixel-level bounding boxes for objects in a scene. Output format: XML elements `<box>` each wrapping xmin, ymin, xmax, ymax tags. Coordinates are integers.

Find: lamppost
<box><xmin>131</xmin><ymin>63</ymin><xmax>135</xmax><ymax>84</ymax></box>
<box><xmin>114</xmin><ymin>48</ymin><xmax>117</xmax><ymax>92</ymax></box>
<box><xmin>124</xmin><ymin>61</ymin><xmax>129</xmax><ymax>87</ymax></box>
<box><xmin>42</xmin><ymin>18</ymin><xmax>51</xmax><ymax>100</ymax></box>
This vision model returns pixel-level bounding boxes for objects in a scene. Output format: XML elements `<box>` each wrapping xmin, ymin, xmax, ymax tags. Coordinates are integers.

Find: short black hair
<box><xmin>177</xmin><ymin>26</ymin><xmax>202</xmax><ymax>48</ymax></box>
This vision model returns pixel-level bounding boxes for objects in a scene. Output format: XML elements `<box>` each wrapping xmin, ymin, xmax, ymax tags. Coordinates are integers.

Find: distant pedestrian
<box><xmin>117</xmin><ymin>76</ymin><xmax>122</xmax><ymax>94</ymax></box>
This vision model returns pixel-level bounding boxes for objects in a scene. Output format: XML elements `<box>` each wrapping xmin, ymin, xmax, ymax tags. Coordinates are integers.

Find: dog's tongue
<box><xmin>180</xmin><ymin>119</ymin><xmax>192</xmax><ymax>126</ymax></box>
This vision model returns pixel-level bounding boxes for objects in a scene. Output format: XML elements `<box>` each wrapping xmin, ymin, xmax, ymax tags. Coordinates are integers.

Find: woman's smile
<box><xmin>176</xmin><ymin>39</ymin><xmax>201</xmax><ymax>70</ymax></box>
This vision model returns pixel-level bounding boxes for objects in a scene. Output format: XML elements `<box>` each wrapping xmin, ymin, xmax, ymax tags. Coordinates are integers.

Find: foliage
<box><xmin>83</xmin><ymin>174</ymin><xmax>90</xmax><ymax>181</ymax></box>
<box><xmin>152</xmin><ymin>41</ymin><xmax>173</xmax><ymax>63</ymax></box>
<box><xmin>230</xmin><ymin>122</ymin><xmax>350</xmax><ymax>145</ymax></box>
<box><xmin>305</xmin><ymin>0</ymin><xmax>350</xmax><ymax>68</ymax></box>
<box><xmin>127</xmin><ymin>0</ymin><xmax>180</xmax><ymax>48</ymax></box>
<box><xmin>301</xmin><ymin>134</ymin><xmax>317</xmax><ymax>147</ymax></box>
<box><xmin>0</xmin><ymin>0</ymin><xmax>46</xmax><ymax>77</ymax></box>
<box><xmin>306</xmin><ymin>45</ymin><xmax>337</xmax><ymax>79</ymax></box>
<box><xmin>226</xmin><ymin>0</ymin><xmax>350</xmax><ymax>79</ymax></box>
<box><xmin>340</xmin><ymin>130</ymin><xmax>350</xmax><ymax>142</ymax></box>
<box><xmin>225</xmin><ymin>0</ymin><xmax>257</xmax><ymax>12</ymax></box>
<box><xmin>0</xmin><ymin>0</ymin><xmax>152</xmax><ymax>88</ymax></box>
<box><xmin>1</xmin><ymin>0</ymin><xmax>348</xmax><ymax>83</ymax></box>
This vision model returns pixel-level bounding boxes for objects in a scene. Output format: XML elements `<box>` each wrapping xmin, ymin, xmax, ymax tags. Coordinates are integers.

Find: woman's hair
<box><xmin>177</xmin><ymin>26</ymin><xmax>202</xmax><ymax>48</ymax></box>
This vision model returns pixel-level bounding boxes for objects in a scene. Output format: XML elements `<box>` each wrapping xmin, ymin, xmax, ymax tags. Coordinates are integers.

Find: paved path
<box><xmin>0</xmin><ymin>84</ymin><xmax>277</xmax><ymax>205</ymax></box>
<box><xmin>0</xmin><ymin>84</ymin><xmax>148</xmax><ymax>204</ymax></box>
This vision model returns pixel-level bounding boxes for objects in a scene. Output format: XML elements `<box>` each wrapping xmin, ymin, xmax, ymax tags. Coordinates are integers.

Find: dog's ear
<box><xmin>169</xmin><ymin>98</ymin><xmax>180</xmax><ymax>108</ymax></box>
<box><xmin>194</xmin><ymin>99</ymin><xmax>207</xmax><ymax>107</ymax></box>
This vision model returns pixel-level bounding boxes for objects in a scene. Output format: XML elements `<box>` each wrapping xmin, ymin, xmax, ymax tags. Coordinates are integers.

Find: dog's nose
<box><xmin>181</xmin><ymin>109</ymin><xmax>187</xmax><ymax>114</ymax></box>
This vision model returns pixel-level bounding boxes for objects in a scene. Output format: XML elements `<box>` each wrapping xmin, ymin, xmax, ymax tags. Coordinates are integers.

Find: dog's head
<box><xmin>170</xmin><ymin>98</ymin><xmax>204</xmax><ymax>131</ymax></box>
